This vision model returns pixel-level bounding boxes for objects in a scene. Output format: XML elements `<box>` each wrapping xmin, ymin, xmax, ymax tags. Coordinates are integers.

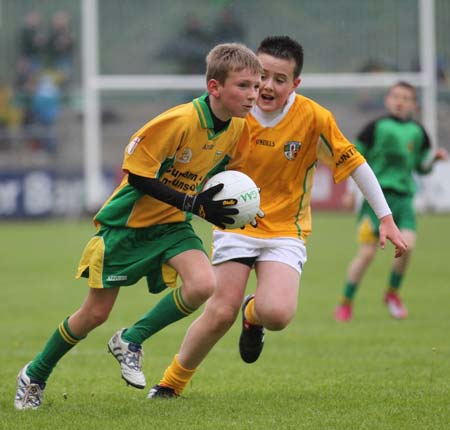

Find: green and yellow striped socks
<box><xmin>123</xmin><ymin>287</ymin><xmax>196</xmax><ymax>345</ymax></box>
<box><xmin>27</xmin><ymin>317</ymin><xmax>85</xmax><ymax>382</ymax></box>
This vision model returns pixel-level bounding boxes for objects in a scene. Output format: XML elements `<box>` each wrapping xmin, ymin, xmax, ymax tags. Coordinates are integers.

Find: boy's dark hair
<box><xmin>257</xmin><ymin>36</ymin><xmax>304</xmax><ymax>78</ymax></box>
<box><xmin>390</xmin><ymin>81</ymin><xmax>417</xmax><ymax>100</ymax></box>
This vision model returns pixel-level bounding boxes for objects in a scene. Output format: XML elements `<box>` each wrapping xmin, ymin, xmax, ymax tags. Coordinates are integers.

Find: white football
<box><xmin>202</xmin><ymin>170</ymin><xmax>260</xmax><ymax>229</ymax></box>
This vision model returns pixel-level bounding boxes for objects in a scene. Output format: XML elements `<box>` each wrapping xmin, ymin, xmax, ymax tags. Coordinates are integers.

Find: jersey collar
<box><xmin>193</xmin><ymin>93</ymin><xmax>231</xmax><ymax>138</ymax></box>
<box><xmin>193</xmin><ymin>93</ymin><xmax>215</xmax><ymax>129</ymax></box>
<box><xmin>252</xmin><ymin>91</ymin><xmax>296</xmax><ymax>127</ymax></box>
<box><xmin>388</xmin><ymin>114</ymin><xmax>412</xmax><ymax>123</ymax></box>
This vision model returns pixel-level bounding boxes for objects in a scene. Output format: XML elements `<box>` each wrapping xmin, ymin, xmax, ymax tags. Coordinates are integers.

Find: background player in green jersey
<box><xmin>14</xmin><ymin>43</ymin><xmax>263</xmax><ymax>410</ymax></box>
<box><xmin>335</xmin><ymin>81</ymin><xmax>448</xmax><ymax>322</ymax></box>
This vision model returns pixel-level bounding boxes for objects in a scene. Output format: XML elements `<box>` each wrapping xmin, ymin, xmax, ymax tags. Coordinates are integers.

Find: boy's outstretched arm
<box><xmin>350</xmin><ymin>163</ymin><xmax>408</xmax><ymax>257</ymax></box>
<box><xmin>378</xmin><ymin>214</ymin><xmax>408</xmax><ymax>257</ymax></box>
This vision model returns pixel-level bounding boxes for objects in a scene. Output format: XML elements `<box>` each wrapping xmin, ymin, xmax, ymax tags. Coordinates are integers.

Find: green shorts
<box><xmin>357</xmin><ymin>191</ymin><xmax>416</xmax><ymax>244</ymax></box>
<box><xmin>76</xmin><ymin>222</ymin><xmax>205</xmax><ymax>293</ymax></box>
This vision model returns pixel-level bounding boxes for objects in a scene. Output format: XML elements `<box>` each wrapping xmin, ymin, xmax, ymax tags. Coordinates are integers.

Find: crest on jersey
<box><xmin>284</xmin><ymin>141</ymin><xmax>301</xmax><ymax>160</ymax></box>
<box><xmin>127</xmin><ymin>136</ymin><xmax>142</xmax><ymax>154</ymax></box>
<box><xmin>214</xmin><ymin>150</ymin><xmax>223</xmax><ymax>162</ymax></box>
<box><xmin>178</xmin><ymin>148</ymin><xmax>193</xmax><ymax>163</ymax></box>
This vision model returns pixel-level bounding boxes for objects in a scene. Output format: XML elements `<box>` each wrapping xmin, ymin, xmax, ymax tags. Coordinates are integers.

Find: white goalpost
<box><xmin>81</xmin><ymin>0</ymin><xmax>437</xmax><ymax>211</ymax></box>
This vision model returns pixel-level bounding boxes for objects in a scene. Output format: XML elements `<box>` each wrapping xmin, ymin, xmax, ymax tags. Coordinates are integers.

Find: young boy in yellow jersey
<box><xmin>14</xmin><ymin>43</ymin><xmax>263</xmax><ymax>410</ymax></box>
<box><xmin>147</xmin><ymin>35</ymin><xmax>408</xmax><ymax>398</ymax></box>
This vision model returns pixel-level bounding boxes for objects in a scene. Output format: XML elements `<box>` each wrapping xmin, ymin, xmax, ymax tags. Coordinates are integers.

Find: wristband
<box><xmin>182</xmin><ymin>194</ymin><xmax>197</xmax><ymax>212</ymax></box>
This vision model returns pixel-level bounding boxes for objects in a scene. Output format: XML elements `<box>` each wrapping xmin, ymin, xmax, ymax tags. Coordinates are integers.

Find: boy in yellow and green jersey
<box><xmin>147</xmin><ymin>36</ymin><xmax>408</xmax><ymax>399</ymax></box>
<box><xmin>14</xmin><ymin>42</ymin><xmax>263</xmax><ymax>410</ymax></box>
<box><xmin>335</xmin><ymin>81</ymin><xmax>448</xmax><ymax>321</ymax></box>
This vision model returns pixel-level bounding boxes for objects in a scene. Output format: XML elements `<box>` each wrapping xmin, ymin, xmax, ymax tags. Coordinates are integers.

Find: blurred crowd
<box><xmin>159</xmin><ymin>8</ymin><xmax>247</xmax><ymax>74</ymax></box>
<box><xmin>0</xmin><ymin>10</ymin><xmax>75</xmax><ymax>155</ymax></box>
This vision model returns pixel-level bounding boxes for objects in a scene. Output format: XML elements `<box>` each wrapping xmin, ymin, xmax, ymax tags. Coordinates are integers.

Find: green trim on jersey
<box><xmin>157</xmin><ymin>155</ymin><xmax>176</xmax><ymax>179</ymax></box>
<box><xmin>194</xmin><ymin>94</ymin><xmax>231</xmax><ymax>140</ymax></box>
<box><xmin>193</xmin><ymin>95</ymin><xmax>211</xmax><ymax>129</ymax></box>
<box><xmin>319</xmin><ymin>133</ymin><xmax>333</xmax><ymax>155</ymax></box>
<box><xmin>206</xmin><ymin>155</ymin><xmax>232</xmax><ymax>182</ymax></box>
<box><xmin>294</xmin><ymin>161</ymin><xmax>317</xmax><ymax>238</ymax></box>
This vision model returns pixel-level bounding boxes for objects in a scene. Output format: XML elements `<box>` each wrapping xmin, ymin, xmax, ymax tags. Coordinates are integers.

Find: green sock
<box><xmin>342</xmin><ymin>281</ymin><xmax>358</xmax><ymax>303</ymax></box>
<box><xmin>27</xmin><ymin>317</ymin><xmax>85</xmax><ymax>382</ymax></box>
<box><xmin>123</xmin><ymin>287</ymin><xmax>195</xmax><ymax>344</ymax></box>
<box><xmin>388</xmin><ymin>271</ymin><xmax>403</xmax><ymax>290</ymax></box>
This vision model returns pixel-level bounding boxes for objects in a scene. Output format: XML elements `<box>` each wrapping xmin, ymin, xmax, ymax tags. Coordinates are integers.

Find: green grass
<box><xmin>1</xmin><ymin>213</ymin><xmax>449</xmax><ymax>430</ymax></box>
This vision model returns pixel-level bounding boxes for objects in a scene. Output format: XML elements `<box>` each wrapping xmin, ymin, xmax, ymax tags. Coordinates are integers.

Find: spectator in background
<box><xmin>0</xmin><ymin>81</ymin><xmax>22</xmax><ymax>149</ymax></box>
<box><xmin>14</xmin><ymin>57</ymin><xmax>36</xmax><ymax>130</ymax></box>
<box><xmin>159</xmin><ymin>9</ymin><xmax>246</xmax><ymax>74</ymax></box>
<box><xmin>211</xmin><ymin>8</ymin><xmax>247</xmax><ymax>44</ymax></box>
<box><xmin>30</xmin><ymin>73</ymin><xmax>61</xmax><ymax>154</ymax></box>
<box><xmin>19</xmin><ymin>11</ymin><xmax>47</xmax><ymax>73</ymax></box>
<box><xmin>14</xmin><ymin>10</ymin><xmax>75</xmax><ymax>155</ymax></box>
<box><xmin>159</xmin><ymin>16</ymin><xmax>212</xmax><ymax>74</ymax></box>
<box><xmin>356</xmin><ymin>59</ymin><xmax>389</xmax><ymax>112</ymax></box>
<box><xmin>46</xmin><ymin>11</ymin><xmax>75</xmax><ymax>90</ymax></box>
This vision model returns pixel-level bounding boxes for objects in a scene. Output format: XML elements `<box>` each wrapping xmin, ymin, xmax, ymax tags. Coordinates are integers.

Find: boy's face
<box><xmin>208</xmin><ymin>69</ymin><xmax>260</xmax><ymax>120</ymax></box>
<box><xmin>385</xmin><ymin>85</ymin><xmax>416</xmax><ymax>120</ymax></box>
<box><xmin>257</xmin><ymin>53</ymin><xmax>301</xmax><ymax>112</ymax></box>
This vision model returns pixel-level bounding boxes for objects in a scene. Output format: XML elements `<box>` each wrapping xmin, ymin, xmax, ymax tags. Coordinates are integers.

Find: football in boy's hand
<box><xmin>203</xmin><ymin>170</ymin><xmax>260</xmax><ymax>229</ymax></box>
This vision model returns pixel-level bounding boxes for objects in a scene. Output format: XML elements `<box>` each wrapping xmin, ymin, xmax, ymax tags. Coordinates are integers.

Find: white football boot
<box><xmin>14</xmin><ymin>363</ymin><xmax>46</xmax><ymax>410</ymax></box>
<box><xmin>108</xmin><ymin>329</ymin><xmax>146</xmax><ymax>389</ymax></box>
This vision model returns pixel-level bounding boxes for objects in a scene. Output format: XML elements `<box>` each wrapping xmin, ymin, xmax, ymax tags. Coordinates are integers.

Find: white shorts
<box><xmin>211</xmin><ymin>230</ymin><xmax>307</xmax><ymax>274</ymax></box>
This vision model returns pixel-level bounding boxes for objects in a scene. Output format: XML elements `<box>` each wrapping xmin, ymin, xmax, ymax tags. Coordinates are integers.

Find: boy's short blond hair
<box><xmin>206</xmin><ymin>43</ymin><xmax>263</xmax><ymax>84</ymax></box>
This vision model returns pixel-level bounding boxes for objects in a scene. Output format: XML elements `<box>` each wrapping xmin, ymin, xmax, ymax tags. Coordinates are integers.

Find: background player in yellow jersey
<box><xmin>14</xmin><ymin>43</ymin><xmax>263</xmax><ymax>410</ymax></box>
<box><xmin>147</xmin><ymin>36</ymin><xmax>408</xmax><ymax>398</ymax></box>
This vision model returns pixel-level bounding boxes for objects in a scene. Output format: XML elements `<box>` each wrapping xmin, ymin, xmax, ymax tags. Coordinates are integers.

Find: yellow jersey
<box><xmin>94</xmin><ymin>94</ymin><xmax>250</xmax><ymax>228</ymax></box>
<box><xmin>237</xmin><ymin>93</ymin><xmax>365</xmax><ymax>241</ymax></box>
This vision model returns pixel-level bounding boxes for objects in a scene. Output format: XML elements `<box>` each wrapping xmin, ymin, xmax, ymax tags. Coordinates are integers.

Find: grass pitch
<box><xmin>1</xmin><ymin>213</ymin><xmax>449</xmax><ymax>430</ymax></box>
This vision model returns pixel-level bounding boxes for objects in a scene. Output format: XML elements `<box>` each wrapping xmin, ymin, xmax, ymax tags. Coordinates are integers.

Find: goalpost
<box><xmin>81</xmin><ymin>0</ymin><xmax>437</xmax><ymax>211</ymax></box>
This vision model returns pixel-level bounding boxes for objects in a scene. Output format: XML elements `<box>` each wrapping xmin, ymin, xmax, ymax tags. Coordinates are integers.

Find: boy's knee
<box><xmin>405</xmin><ymin>242</ymin><xmax>415</xmax><ymax>253</ymax></box>
<box><xmin>87</xmin><ymin>307</ymin><xmax>110</xmax><ymax>327</ymax></box>
<box><xmin>200</xmin><ymin>302</ymin><xmax>238</xmax><ymax>336</ymax></box>
<box><xmin>196</xmin><ymin>276</ymin><xmax>216</xmax><ymax>302</ymax></box>
<box><xmin>262</xmin><ymin>313</ymin><xmax>291</xmax><ymax>331</ymax></box>
<box><xmin>211</xmin><ymin>303</ymin><xmax>239</xmax><ymax>328</ymax></box>
<box><xmin>183</xmin><ymin>273</ymin><xmax>216</xmax><ymax>306</ymax></box>
<box><xmin>257</xmin><ymin>304</ymin><xmax>294</xmax><ymax>331</ymax></box>
<box><xmin>360</xmin><ymin>245</ymin><xmax>377</xmax><ymax>262</ymax></box>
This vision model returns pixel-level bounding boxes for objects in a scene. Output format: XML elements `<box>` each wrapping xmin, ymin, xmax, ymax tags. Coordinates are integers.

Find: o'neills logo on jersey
<box><xmin>256</xmin><ymin>139</ymin><xmax>275</xmax><ymax>147</ymax></box>
<box><xmin>177</xmin><ymin>148</ymin><xmax>193</xmax><ymax>163</ymax></box>
<box><xmin>127</xmin><ymin>137</ymin><xmax>142</xmax><ymax>154</ymax></box>
<box><xmin>284</xmin><ymin>141</ymin><xmax>301</xmax><ymax>160</ymax></box>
